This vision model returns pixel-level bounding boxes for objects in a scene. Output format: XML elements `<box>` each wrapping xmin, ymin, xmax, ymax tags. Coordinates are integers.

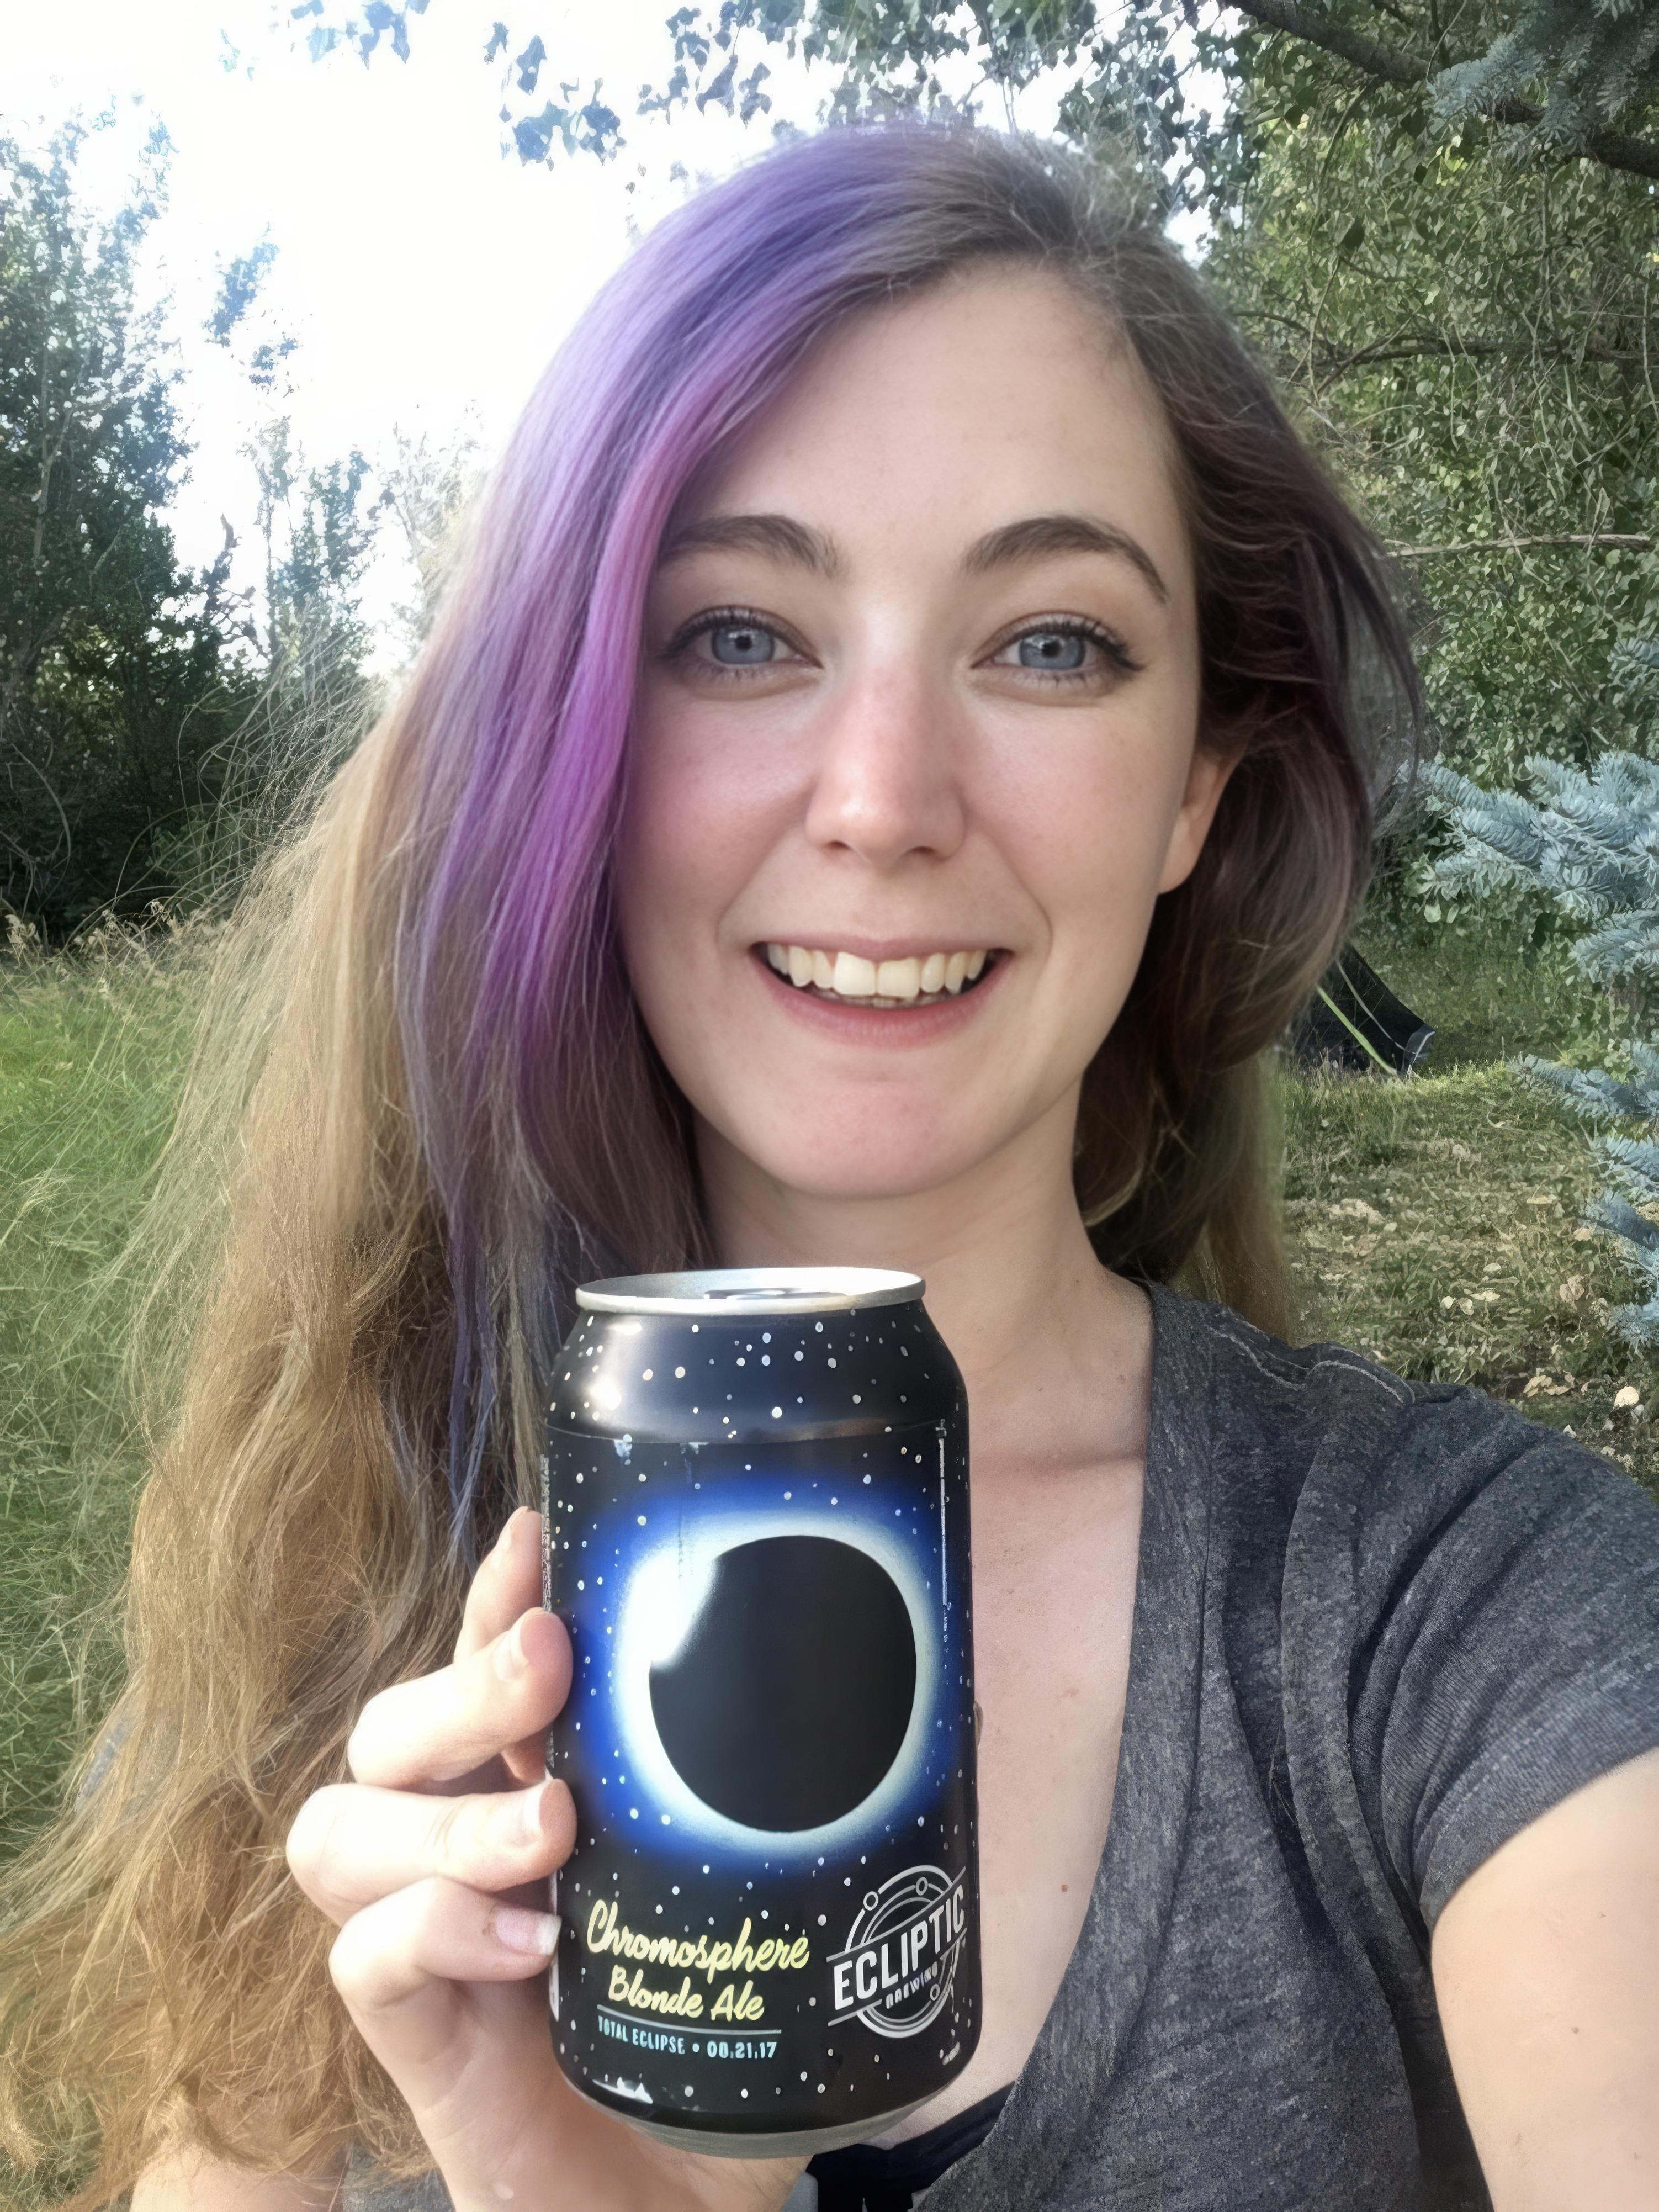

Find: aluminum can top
<box><xmin>576</xmin><ymin>1267</ymin><xmax>924</xmax><ymax>1317</ymax></box>
<box><xmin>550</xmin><ymin>1270</ymin><xmax>951</xmax><ymax>1446</ymax></box>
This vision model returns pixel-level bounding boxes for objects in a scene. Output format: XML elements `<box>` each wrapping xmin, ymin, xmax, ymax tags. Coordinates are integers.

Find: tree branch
<box><xmin>1231</xmin><ymin>0</ymin><xmax>1432</xmax><ymax>88</ymax></box>
<box><xmin>1387</xmin><ymin>532</ymin><xmax>1652</xmax><ymax>557</ymax></box>
<box><xmin>14</xmin><ymin>748</ymin><xmax>74</xmax><ymax>861</ymax></box>
<box><xmin>1581</xmin><ymin>125</ymin><xmax>1659</xmax><ymax>182</ymax></box>
<box><xmin>1323</xmin><ymin>336</ymin><xmax>1646</xmax><ymax>372</ymax></box>
<box><xmin>1228</xmin><ymin>0</ymin><xmax>1659</xmax><ymax>180</ymax></box>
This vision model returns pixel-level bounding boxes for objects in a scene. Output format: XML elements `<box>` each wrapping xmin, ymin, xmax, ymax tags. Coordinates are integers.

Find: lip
<box><xmin>749</xmin><ymin>945</ymin><xmax>1010</xmax><ymax>1043</ymax></box>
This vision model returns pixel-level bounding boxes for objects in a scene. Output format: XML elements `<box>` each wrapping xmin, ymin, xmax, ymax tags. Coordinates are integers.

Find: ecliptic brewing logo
<box><xmin>829</xmin><ymin>1865</ymin><xmax>966</xmax><ymax>2038</ymax></box>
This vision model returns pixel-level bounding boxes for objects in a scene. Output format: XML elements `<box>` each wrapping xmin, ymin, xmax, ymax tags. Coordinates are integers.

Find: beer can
<box><xmin>541</xmin><ymin>1266</ymin><xmax>980</xmax><ymax>2157</ymax></box>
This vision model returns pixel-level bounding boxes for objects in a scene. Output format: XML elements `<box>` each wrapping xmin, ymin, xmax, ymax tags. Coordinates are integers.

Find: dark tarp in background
<box><xmin>1287</xmin><ymin>946</ymin><xmax>1434</xmax><ymax>1076</ymax></box>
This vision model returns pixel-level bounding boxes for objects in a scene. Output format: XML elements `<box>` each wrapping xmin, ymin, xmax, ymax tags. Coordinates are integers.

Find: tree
<box><xmin>1195</xmin><ymin>57</ymin><xmax>1659</xmax><ymax>787</ymax></box>
<box><xmin>0</xmin><ymin>119</ymin><xmax>259</xmax><ymax>934</ymax></box>
<box><xmin>1221</xmin><ymin>0</ymin><xmax>1659</xmax><ymax>181</ymax></box>
<box><xmin>295</xmin><ymin>2</ymin><xmax>1659</xmax><ymax>184</ymax></box>
<box><xmin>1424</xmin><ymin>671</ymin><xmax>1659</xmax><ymax>1343</ymax></box>
<box><xmin>198</xmin><ymin>415</ymin><xmax>387</xmax><ymax>860</ymax></box>
<box><xmin>378</xmin><ymin>415</ymin><xmax>484</xmax><ymax>660</ymax></box>
<box><xmin>199</xmin><ymin>231</ymin><xmax>385</xmax><ymax>694</ymax></box>
<box><xmin>242</xmin><ymin>417</ymin><xmax>379</xmax><ymax>676</ymax></box>
<box><xmin>156</xmin><ymin>230</ymin><xmax>388</xmax><ymax>913</ymax></box>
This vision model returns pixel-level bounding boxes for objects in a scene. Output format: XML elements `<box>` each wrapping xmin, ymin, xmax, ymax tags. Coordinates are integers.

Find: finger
<box><xmin>454</xmin><ymin>1510</ymin><xmax>554</xmax><ymax>1789</ymax></box>
<box><xmin>455</xmin><ymin>1506</ymin><xmax>544</xmax><ymax>1664</ymax></box>
<box><xmin>461</xmin><ymin>1509</ymin><xmax>560</xmax><ymax>1785</ymax></box>
<box><xmin>348</xmin><ymin>1606</ymin><xmax>571</xmax><ymax>1789</ymax></box>
<box><xmin>328</xmin><ymin>1876</ymin><xmax>559</xmax><ymax>2018</ymax></box>
<box><xmin>287</xmin><ymin>1775</ymin><xmax>576</xmax><ymax>1926</ymax></box>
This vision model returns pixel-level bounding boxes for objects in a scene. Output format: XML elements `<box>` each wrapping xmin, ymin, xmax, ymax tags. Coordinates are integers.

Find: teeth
<box><xmin>762</xmin><ymin>943</ymin><xmax>993</xmax><ymax>1003</ymax></box>
<box><xmin>876</xmin><ymin>957</ymin><xmax>920</xmax><ymax>1001</ymax></box>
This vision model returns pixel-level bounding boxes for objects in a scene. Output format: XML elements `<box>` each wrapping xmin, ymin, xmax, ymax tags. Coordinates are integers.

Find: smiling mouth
<box><xmin>761</xmin><ymin>942</ymin><xmax>998</xmax><ymax>1008</ymax></box>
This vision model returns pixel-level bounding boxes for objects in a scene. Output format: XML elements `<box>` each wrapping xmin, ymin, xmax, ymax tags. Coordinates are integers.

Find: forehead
<box><xmin>678</xmin><ymin>263</ymin><xmax>1189</xmax><ymax>592</ymax></box>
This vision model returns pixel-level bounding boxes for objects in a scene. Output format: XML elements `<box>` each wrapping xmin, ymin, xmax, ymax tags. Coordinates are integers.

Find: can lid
<box><xmin>575</xmin><ymin>1266</ymin><xmax>924</xmax><ymax>1316</ymax></box>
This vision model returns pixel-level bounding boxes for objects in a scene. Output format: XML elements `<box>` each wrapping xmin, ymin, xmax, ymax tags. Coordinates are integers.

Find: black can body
<box><xmin>542</xmin><ymin>1268</ymin><xmax>980</xmax><ymax>2157</ymax></box>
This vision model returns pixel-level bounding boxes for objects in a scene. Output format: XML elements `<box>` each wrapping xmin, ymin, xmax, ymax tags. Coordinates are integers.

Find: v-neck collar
<box><xmin>925</xmin><ymin>1280</ymin><xmax>1217</xmax><ymax>2205</ymax></box>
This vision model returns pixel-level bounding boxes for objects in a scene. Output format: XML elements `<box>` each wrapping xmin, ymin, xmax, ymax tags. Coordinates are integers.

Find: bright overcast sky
<box><xmin>6</xmin><ymin>1</ymin><xmax>1199</xmax><ymax>660</ymax></box>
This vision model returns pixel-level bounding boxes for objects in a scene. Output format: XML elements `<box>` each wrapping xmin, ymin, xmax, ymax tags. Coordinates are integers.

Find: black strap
<box><xmin>806</xmin><ymin>2086</ymin><xmax>1013</xmax><ymax>2211</ymax></box>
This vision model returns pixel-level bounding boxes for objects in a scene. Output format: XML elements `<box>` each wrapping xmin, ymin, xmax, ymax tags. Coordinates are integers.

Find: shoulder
<box><xmin>1158</xmin><ymin>1280</ymin><xmax>1443</xmax><ymax>1442</ymax></box>
<box><xmin>1152</xmin><ymin>1280</ymin><xmax>1656</xmax><ymax>1555</ymax></box>
<box><xmin>1151</xmin><ymin>1287</ymin><xmax>1659</xmax><ymax>1922</ymax></box>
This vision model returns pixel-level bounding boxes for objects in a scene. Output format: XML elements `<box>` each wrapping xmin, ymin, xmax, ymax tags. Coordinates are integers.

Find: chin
<box><xmin>741</xmin><ymin>1128</ymin><xmax>993</xmax><ymax>1205</ymax></box>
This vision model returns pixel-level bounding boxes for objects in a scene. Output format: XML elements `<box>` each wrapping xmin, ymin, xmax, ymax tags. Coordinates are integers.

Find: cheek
<box><xmin>617</xmin><ymin>712</ymin><xmax>715</xmax><ymax>909</ymax></box>
<box><xmin>612</xmin><ymin>715</ymin><xmax>784</xmax><ymax>1009</ymax></box>
<box><xmin>989</xmin><ymin>705</ymin><xmax>1195</xmax><ymax>925</ymax></box>
<box><xmin>613</xmin><ymin>770</ymin><xmax>699</xmax><ymax>1026</ymax></box>
<box><xmin>979</xmin><ymin>705</ymin><xmax>1199</xmax><ymax>1067</ymax></box>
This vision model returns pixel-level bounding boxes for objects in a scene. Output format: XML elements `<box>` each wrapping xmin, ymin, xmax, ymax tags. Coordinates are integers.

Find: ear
<box><xmin>1157</xmin><ymin>736</ymin><xmax>1243</xmax><ymax>896</ymax></box>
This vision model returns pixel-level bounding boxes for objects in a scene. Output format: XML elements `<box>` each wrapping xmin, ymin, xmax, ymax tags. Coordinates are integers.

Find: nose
<box><xmin>802</xmin><ymin>654</ymin><xmax>968</xmax><ymax>871</ymax></box>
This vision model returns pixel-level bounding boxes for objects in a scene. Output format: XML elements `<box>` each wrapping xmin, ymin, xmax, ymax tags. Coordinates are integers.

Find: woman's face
<box><xmin>618</xmin><ymin>264</ymin><xmax>1230</xmax><ymax>1217</ymax></box>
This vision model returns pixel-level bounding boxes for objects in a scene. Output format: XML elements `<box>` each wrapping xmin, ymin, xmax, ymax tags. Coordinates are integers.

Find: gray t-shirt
<box><xmin>347</xmin><ymin>1284</ymin><xmax>1659</xmax><ymax>2212</ymax></box>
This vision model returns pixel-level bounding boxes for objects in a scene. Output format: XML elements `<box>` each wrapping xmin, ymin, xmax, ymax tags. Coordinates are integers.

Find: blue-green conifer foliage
<box><xmin>1427</xmin><ymin>657</ymin><xmax>1659</xmax><ymax>1340</ymax></box>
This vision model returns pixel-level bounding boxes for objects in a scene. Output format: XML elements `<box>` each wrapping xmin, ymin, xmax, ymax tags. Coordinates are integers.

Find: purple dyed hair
<box><xmin>385</xmin><ymin>123</ymin><xmax>1418</xmax><ymax>1553</ymax></box>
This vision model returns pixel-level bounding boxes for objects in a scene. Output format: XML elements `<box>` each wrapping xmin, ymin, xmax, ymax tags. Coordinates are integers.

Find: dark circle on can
<box><xmin>648</xmin><ymin>1534</ymin><xmax>916</xmax><ymax>1832</ymax></box>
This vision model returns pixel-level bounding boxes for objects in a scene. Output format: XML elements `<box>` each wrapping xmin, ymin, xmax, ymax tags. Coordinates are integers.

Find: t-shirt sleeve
<box><xmin>1296</xmin><ymin>1384</ymin><xmax>1659</xmax><ymax>1933</ymax></box>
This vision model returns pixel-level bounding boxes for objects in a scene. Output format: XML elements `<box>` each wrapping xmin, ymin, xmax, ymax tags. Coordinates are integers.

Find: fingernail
<box><xmin>495</xmin><ymin>1907</ymin><xmax>559</xmax><ymax>1956</ymax></box>
<box><xmin>494</xmin><ymin>1517</ymin><xmax>516</xmax><ymax>1557</ymax></box>
<box><xmin>515</xmin><ymin>1780</ymin><xmax>547</xmax><ymax>1845</ymax></box>
<box><xmin>492</xmin><ymin>1618</ymin><xmax>527</xmax><ymax>1681</ymax></box>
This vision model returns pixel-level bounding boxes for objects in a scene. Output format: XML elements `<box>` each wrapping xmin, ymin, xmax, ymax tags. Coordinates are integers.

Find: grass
<box><xmin>1281</xmin><ymin>1064</ymin><xmax>1659</xmax><ymax>1494</ymax></box>
<box><xmin>1</xmin><ymin>904</ymin><xmax>1657</xmax><ymax>1868</ymax></box>
<box><xmin>1288</xmin><ymin>907</ymin><xmax>1659</xmax><ymax>1500</ymax></box>
<box><xmin>0</xmin><ymin>934</ymin><xmax>202</xmax><ymax>1861</ymax></box>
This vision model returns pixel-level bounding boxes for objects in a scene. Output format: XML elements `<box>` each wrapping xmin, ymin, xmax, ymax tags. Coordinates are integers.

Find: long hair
<box><xmin>0</xmin><ymin>124</ymin><xmax>1418</xmax><ymax>2198</ymax></box>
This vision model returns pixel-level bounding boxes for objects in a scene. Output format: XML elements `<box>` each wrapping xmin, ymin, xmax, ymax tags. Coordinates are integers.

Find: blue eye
<box><xmin>707</xmin><ymin>622</ymin><xmax>780</xmax><ymax>665</ymax></box>
<box><xmin>1016</xmin><ymin>630</ymin><xmax>1088</xmax><ymax>670</ymax></box>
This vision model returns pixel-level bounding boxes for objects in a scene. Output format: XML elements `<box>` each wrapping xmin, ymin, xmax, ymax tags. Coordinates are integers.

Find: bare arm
<box><xmin>1432</xmin><ymin>1745</ymin><xmax>1659</xmax><ymax>2209</ymax></box>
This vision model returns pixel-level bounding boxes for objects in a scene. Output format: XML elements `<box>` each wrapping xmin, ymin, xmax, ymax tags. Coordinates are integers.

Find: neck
<box><xmin>695</xmin><ymin>1091</ymin><xmax>1151</xmax><ymax>1469</ymax></box>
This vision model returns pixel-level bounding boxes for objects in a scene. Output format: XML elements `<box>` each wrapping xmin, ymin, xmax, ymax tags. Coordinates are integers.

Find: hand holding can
<box><xmin>284</xmin><ymin>1507</ymin><xmax>808</xmax><ymax>2210</ymax></box>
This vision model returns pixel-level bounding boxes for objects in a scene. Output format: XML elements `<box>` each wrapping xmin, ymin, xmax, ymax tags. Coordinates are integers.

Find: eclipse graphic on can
<box><xmin>541</xmin><ymin>1267</ymin><xmax>980</xmax><ymax>2156</ymax></box>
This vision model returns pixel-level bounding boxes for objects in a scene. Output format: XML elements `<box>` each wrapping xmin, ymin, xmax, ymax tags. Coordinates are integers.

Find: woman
<box><xmin>2</xmin><ymin>125</ymin><xmax>1655</xmax><ymax>2212</ymax></box>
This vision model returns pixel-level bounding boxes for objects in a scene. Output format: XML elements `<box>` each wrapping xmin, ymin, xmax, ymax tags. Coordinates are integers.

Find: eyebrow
<box><xmin>655</xmin><ymin>507</ymin><xmax>1168</xmax><ymax>605</ymax></box>
<box><xmin>961</xmin><ymin>514</ymin><xmax>1169</xmax><ymax>604</ymax></box>
<box><xmin>656</xmin><ymin>512</ymin><xmax>841</xmax><ymax>576</ymax></box>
